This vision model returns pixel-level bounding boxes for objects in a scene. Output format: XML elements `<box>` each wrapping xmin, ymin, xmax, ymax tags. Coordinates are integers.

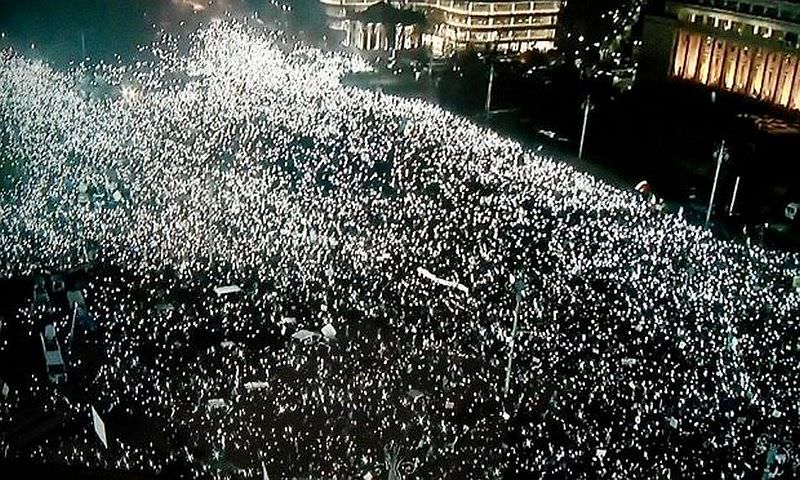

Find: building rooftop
<box><xmin>349</xmin><ymin>1</ymin><xmax>426</xmax><ymax>25</ymax></box>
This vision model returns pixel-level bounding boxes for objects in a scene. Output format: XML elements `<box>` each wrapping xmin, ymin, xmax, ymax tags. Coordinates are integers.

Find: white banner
<box><xmin>416</xmin><ymin>267</ymin><xmax>469</xmax><ymax>295</ymax></box>
<box><xmin>213</xmin><ymin>285</ymin><xmax>242</xmax><ymax>296</ymax></box>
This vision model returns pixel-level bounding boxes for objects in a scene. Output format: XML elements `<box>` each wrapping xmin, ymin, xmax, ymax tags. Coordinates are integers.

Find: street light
<box><xmin>485</xmin><ymin>41</ymin><xmax>498</xmax><ymax>116</ymax></box>
<box><xmin>705</xmin><ymin>140</ymin><xmax>728</xmax><ymax>225</ymax></box>
<box><xmin>578</xmin><ymin>95</ymin><xmax>591</xmax><ymax>160</ymax></box>
<box><xmin>503</xmin><ymin>273</ymin><xmax>526</xmax><ymax>399</ymax></box>
<box><xmin>728</xmin><ymin>175</ymin><xmax>741</xmax><ymax>217</ymax></box>
<box><xmin>485</xmin><ymin>60</ymin><xmax>495</xmax><ymax>115</ymax></box>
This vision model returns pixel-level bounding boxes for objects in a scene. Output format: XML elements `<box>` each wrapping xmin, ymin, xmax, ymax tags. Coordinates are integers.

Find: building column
<box><xmin>790</xmin><ymin>57</ymin><xmax>800</xmax><ymax>109</ymax></box>
<box><xmin>690</xmin><ymin>33</ymin><xmax>705</xmax><ymax>81</ymax></box>
<box><xmin>762</xmin><ymin>51</ymin><xmax>781</xmax><ymax>101</ymax></box>
<box><xmin>775</xmin><ymin>55</ymin><xmax>796</xmax><ymax>106</ymax></box>
<box><xmin>779</xmin><ymin>54</ymin><xmax>792</xmax><ymax>105</ymax></box>
<box><xmin>395</xmin><ymin>25</ymin><xmax>401</xmax><ymax>50</ymax></box>
<box><xmin>746</xmin><ymin>48</ymin><xmax>763</xmax><ymax>96</ymax></box>
<box><xmin>672</xmin><ymin>30</ymin><xmax>690</xmax><ymax>77</ymax></box>
<box><xmin>721</xmin><ymin>43</ymin><xmax>737</xmax><ymax>90</ymax></box>
<box><xmin>696</xmin><ymin>36</ymin><xmax>711</xmax><ymax>83</ymax></box>
<box><xmin>756</xmin><ymin>50</ymin><xmax>769</xmax><ymax>99</ymax></box>
<box><xmin>786</xmin><ymin>55</ymin><xmax>800</xmax><ymax>109</ymax></box>
<box><xmin>735</xmin><ymin>46</ymin><xmax>753</xmax><ymax>94</ymax></box>
<box><xmin>708</xmin><ymin>38</ymin><xmax>725</xmax><ymax>87</ymax></box>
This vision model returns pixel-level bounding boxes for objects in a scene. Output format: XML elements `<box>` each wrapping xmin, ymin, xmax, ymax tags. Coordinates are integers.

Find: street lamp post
<box><xmin>705</xmin><ymin>140</ymin><xmax>727</xmax><ymax>225</ymax></box>
<box><xmin>503</xmin><ymin>291</ymin><xmax>520</xmax><ymax>397</ymax></box>
<box><xmin>485</xmin><ymin>61</ymin><xmax>495</xmax><ymax>115</ymax></box>
<box><xmin>728</xmin><ymin>175</ymin><xmax>741</xmax><ymax>216</ymax></box>
<box><xmin>504</xmin><ymin>276</ymin><xmax>526</xmax><ymax>399</ymax></box>
<box><xmin>578</xmin><ymin>95</ymin><xmax>591</xmax><ymax>160</ymax></box>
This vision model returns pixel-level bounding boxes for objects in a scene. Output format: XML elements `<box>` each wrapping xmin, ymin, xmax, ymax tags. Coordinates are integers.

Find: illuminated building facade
<box><xmin>643</xmin><ymin>0</ymin><xmax>800</xmax><ymax>110</ymax></box>
<box><xmin>319</xmin><ymin>0</ymin><xmax>563</xmax><ymax>56</ymax></box>
<box><xmin>343</xmin><ymin>2</ymin><xmax>426</xmax><ymax>51</ymax></box>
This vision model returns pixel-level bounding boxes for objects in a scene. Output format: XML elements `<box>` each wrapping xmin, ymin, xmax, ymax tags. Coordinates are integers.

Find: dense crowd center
<box><xmin>0</xmin><ymin>17</ymin><xmax>799</xmax><ymax>479</ymax></box>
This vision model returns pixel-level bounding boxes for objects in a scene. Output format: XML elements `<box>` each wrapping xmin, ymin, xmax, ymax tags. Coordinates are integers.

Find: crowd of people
<box><xmin>1</xmin><ymin>18</ymin><xmax>799</xmax><ymax>479</ymax></box>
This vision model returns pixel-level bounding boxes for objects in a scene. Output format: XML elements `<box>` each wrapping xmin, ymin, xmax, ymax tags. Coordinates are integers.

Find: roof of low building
<box><xmin>349</xmin><ymin>1</ymin><xmax>426</xmax><ymax>25</ymax></box>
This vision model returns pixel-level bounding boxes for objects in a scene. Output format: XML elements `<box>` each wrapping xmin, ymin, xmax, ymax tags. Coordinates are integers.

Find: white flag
<box><xmin>92</xmin><ymin>406</ymin><xmax>108</xmax><ymax>448</ymax></box>
<box><xmin>321</xmin><ymin>324</ymin><xmax>337</xmax><ymax>339</ymax></box>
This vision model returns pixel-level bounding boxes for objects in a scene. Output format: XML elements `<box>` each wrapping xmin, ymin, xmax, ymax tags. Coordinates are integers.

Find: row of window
<box><xmin>444</xmin><ymin>13</ymin><xmax>557</xmax><ymax>27</ymax></box>
<box><xmin>319</xmin><ymin>0</ymin><xmax>562</xmax><ymax>16</ymax></box>
<box><xmin>681</xmin><ymin>0</ymin><xmax>800</xmax><ymax>23</ymax></box>
<box><xmin>687</xmin><ymin>12</ymin><xmax>800</xmax><ymax>48</ymax></box>
<box><xmin>445</xmin><ymin>27</ymin><xmax>555</xmax><ymax>41</ymax></box>
<box><xmin>413</xmin><ymin>0</ymin><xmax>561</xmax><ymax>13</ymax></box>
